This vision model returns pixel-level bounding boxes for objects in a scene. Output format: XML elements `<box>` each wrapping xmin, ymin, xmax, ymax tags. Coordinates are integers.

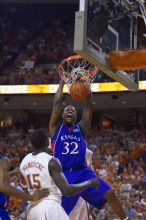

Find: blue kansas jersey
<box><xmin>0</xmin><ymin>192</ymin><xmax>9</xmax><ymax>208</ymax></box>
<box><xmin>51</xmin><ymin>123</ymin><xmax>87</xmax><ymax>170</ymax></box>
<box><xmin>51</xmin><ymin>123</ymin><xmax>111</xmax><ymax>214</ymax></box>
<box><xmin>0</xmin><ymin>192</ymin><xmax>10</xmax><ymax>220</ymax></box>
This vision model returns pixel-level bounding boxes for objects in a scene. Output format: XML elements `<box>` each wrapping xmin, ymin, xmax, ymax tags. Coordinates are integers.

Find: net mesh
<box><xmin>59</xmin><ymin>55</ymin><xmax>97</xmax><ymax>90</ymax></box>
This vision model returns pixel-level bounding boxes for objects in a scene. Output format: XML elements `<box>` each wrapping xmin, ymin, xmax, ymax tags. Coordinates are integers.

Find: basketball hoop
<box><xmin>59</xmin><ymin>55</ymin><xmax>97</xmax><ymax>90</ymax></box>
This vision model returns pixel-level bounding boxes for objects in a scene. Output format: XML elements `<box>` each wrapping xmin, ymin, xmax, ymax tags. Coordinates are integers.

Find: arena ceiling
<box><xmin>0</xmin><ymin>0</ymin><xmax>78</xmax><ymax>3</ymax></box>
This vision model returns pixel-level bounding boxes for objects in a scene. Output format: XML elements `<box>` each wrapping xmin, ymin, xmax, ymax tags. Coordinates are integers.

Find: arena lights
<box><xmin>0</xmin><ymin>81</ymin><xmax>146</xmax><ymax>94</ymax></box>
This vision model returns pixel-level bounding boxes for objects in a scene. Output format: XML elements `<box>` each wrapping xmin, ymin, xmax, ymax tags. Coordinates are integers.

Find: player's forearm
<box><xmin>81</xmin><ymin>93</ymin><xmax>93</xmax><ymax>130</ymax></box>
<box><xmin>62</xmin><ymin>180</ymin><xmax>92</xmax><ymax>197</ymax></box>
<box><xmin>9</xmin><ymin>167</ymin><xmax>20</xmax><ymax>177</ymax></box>
<box><xmin>85</xmin><ymin>92</ymin><xmax>92</xmax><ymax>109</ymax></box>
<box><xmin>0</xmin><ymin>183</ymin><xmax>32</xmax><ymax>201</ymax></box>
<box><xmin>54</xmin><ymin>79</ymin><xmax>65</xmax><ymax>105</ymax></box>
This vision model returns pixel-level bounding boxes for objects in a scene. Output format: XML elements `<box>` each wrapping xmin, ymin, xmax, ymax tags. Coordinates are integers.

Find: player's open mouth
<box><xmin>67</xmin><ymin>114</ymin><xmax>72</xmax><ymax>119</ymax></box>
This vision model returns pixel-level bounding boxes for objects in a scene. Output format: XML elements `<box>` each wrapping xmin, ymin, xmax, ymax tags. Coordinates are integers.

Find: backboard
<box><xmin>74</xmin><ymin>0</ymin><xmax>140</xmax><ymax>91</ymax></box>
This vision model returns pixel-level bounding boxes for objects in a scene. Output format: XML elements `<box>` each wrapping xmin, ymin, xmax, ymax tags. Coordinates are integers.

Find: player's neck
<box><xmin>32</xmin><ymin>149</ymin><xmax>45</xmax><ymax>155</ymax></box>
<box><xmin>64</xmin><ymin>122</ymin><xmax>74</xmax><ymax>127</ymax></box>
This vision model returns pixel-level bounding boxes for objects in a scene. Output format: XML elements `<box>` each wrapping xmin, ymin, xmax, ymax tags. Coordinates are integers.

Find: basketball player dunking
<box><xmin>0</xmin><ymin>154</ymin><xmax>49</xmax><ymax>220</ymax></box>
<box><xmin>49</xmin><ymin>79</ymin><xmax>129</xmax><ymax>220</ymax></box>
<box><xmin>20</xmin><ymin>129</ymin><xmax>100</xmax><ymax>220</ymax></box>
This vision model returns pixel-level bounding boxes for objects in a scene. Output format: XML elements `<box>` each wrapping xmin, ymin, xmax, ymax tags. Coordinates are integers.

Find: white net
<box><xmin>59</xmin><ymin>55</ymin><xmax>97</xmax><ymax>90</ymax></box>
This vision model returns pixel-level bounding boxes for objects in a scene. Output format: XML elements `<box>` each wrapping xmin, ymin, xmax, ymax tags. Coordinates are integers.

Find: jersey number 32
<box><xmin>62</xmin><ymin>142</ymin><xmax>79</xmax><ymax>155</ymax></box>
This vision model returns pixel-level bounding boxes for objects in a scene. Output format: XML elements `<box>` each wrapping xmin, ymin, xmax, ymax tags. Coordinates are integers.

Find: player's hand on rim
<box><xmin>79</xmin><ymin>76</ymin><xmax>89</xmax><ymax>84</ymax></box>
<box><xmin>31</xmin><ymin>188</ymin><xmax>50</xmax><ymax>201</ymax></box>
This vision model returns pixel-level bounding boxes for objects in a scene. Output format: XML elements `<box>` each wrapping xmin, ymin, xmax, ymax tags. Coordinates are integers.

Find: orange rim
<box><xmin>59</xmin><ymin>55</ymin><xmax>97</xmax><ymax>78</ymax></box>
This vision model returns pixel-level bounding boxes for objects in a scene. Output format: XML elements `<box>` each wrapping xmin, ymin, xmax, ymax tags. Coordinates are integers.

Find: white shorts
<box><xmin>69</xmin><ymin>197</ymin><xmax>89</xmax><ymax>220</ymax></box>
<box><xmin>27</xmin><ymin>200</ymin><xmax>69</xmax><ymax>220</ymax></box>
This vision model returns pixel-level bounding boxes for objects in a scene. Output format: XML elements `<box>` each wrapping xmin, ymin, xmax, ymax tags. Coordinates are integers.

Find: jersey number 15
<box><xmin>27</xmin><ymin>174</ymin><xmax>41</xmax><ymax>189</ymax></box>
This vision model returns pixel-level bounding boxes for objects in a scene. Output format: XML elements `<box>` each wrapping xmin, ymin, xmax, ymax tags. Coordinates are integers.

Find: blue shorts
<box><xmin>61</xmin><ymin>166</ymin><xmax>111</xmax><ymax>214</ymax></box>
<box><xmin>0</xmin><ymin>207</ymin><xmax>10</xmax><ymax>220</ymax></box>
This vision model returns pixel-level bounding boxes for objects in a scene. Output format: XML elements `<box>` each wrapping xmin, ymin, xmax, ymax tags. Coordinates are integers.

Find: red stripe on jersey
<box><xmin>51</xmin><ymin>140</ymin><xmax>55</xmax><ymax>152</ymax></box>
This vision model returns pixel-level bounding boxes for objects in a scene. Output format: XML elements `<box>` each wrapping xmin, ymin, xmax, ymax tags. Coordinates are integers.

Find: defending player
<box><xmin>69</xmin><ymin>153</ymin><xmax>119</xmax><ymax>220</ymax></box>
<box><xmin>20</xmin><ymin>129</ymin><xmax>100</xmax><ymax>220</ymax></box>
<box><xmin>69</xmin><ymin>148</ymin><xmax>93</xmax><ymax>220</ymax></box>
<box><xmin>49</xmin><ymin>79</ymin><xmax>129</xmax><ymax>220</ymax></box>
<box><xmin>0</xmin><ymin>154</ymin><xmax>49</xmax><ymax>220</ymax></box>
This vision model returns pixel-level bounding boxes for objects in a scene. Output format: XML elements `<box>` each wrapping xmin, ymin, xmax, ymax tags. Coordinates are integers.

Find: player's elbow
<box><xmin>61</xmin><ymin>187</ymin><xmax>74</xmax><ymax>197</ymax></box>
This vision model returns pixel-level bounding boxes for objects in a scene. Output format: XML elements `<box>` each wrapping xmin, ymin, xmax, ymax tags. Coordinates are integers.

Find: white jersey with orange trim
<box><xmin>20</xmin><ymin>152</ymin><xmax>69</xmax><ymax>220</ymax></box>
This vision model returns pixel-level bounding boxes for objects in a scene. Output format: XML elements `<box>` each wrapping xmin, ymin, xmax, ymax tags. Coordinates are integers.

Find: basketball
<box><xmin>69</xmin><ymin>80</ymin><xmax>91</xmax><ymax>100</ymax></box>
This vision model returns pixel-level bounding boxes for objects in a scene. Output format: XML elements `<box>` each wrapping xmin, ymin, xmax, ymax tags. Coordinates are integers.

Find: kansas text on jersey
<box><xmin>51</xmin><ymin>124</ymin><xmax>87</xmax><ymax>171</ymax></box>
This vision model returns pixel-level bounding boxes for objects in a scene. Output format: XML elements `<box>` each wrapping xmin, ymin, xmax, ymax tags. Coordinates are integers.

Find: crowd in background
<box><xmin>0</xmin><ymin>17</ymin><xmax>73</xmax><ymax>85</ymax></box>
<box><xmin>87</xmin><ymin>125</ymin><xmax>146</xmax><ymax>219</ymax></box>
<box><xmin>0</xmin><ymin>11</ymin><xmax>146</xmax><ymax>85</ymax></box>
<box><xmin>0</xmin><ymin>122</ymin><xmax>145</xmax><ymax>219</ymax></box>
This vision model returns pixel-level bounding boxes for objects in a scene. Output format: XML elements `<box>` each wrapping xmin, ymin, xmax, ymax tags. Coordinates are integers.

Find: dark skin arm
<box><xmin>0</xmin><ymin>166</ymin><xmax>49</xmax><ymax>202</ymax></box>
<box><xmin>9</xmin><ymin>167</ymin><xmax>20</xmax><ymax>177</ymax></box>
<box><xmin>49</xmin><ymin>157</ymin><xmax>100</xmax><ymax>197</ymax></box>
<box><xmin>49</xmin><ymin>79</ymin><xmax>65</xmax><ymax>136</ymax></box>
<box><xmin>80</xmin><ymin>91</ymin><xmax>92</xmax><ymax>135</ymax></box>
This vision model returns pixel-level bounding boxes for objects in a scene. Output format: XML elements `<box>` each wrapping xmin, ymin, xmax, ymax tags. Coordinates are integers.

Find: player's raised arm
<box><xmin>80</xmin><ymin>90</ymin><xmax>92</xmax><ymax>135</ymax></box>
<box><xmin>49</xmin><ymin>157</ymin><xmax>100</xmax><ymax>197</ymax></box>
<box><xmin>49</xmin><ymin>79</ymin><xmax>65</xmax><ymax>136</ymax></box>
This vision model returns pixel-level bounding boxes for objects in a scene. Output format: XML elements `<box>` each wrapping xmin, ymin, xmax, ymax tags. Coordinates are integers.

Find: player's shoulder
<box><xmin>48</xmin><ymin>157</ymin><xmax>61</xmax><ymax>172</ymax></box>
<box><xmin>51</xmin><ymin>123</ymin><xmax>63</xmax><ymax>138</ymax></box>
<box><xmin>49</xmin><ymin>157</ymin><xmax>60</xmax><ymax>166</ymax></box>
<box><xmin>77</xmin><ymin>122</ymin><xmax>86</xmax><ymax>137</ymax></box>
<box><xmin>77</xmin><ymin>122</ymin><xmax>82</xmax><ymax>130</ymax></box>
<box><xmin>22</xmin><ymin>152</ymin><xmax>32</xmax><ymax>160</ymax></box>
<box><xmin>20</xmin><ymin>152</ymin><xmax>32</xmax><ymax>166</ymax></box>
<box><xmin>40</xmin><ymin>151</ymin><xmax>53</xmax><ymax>160</ymax></box>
